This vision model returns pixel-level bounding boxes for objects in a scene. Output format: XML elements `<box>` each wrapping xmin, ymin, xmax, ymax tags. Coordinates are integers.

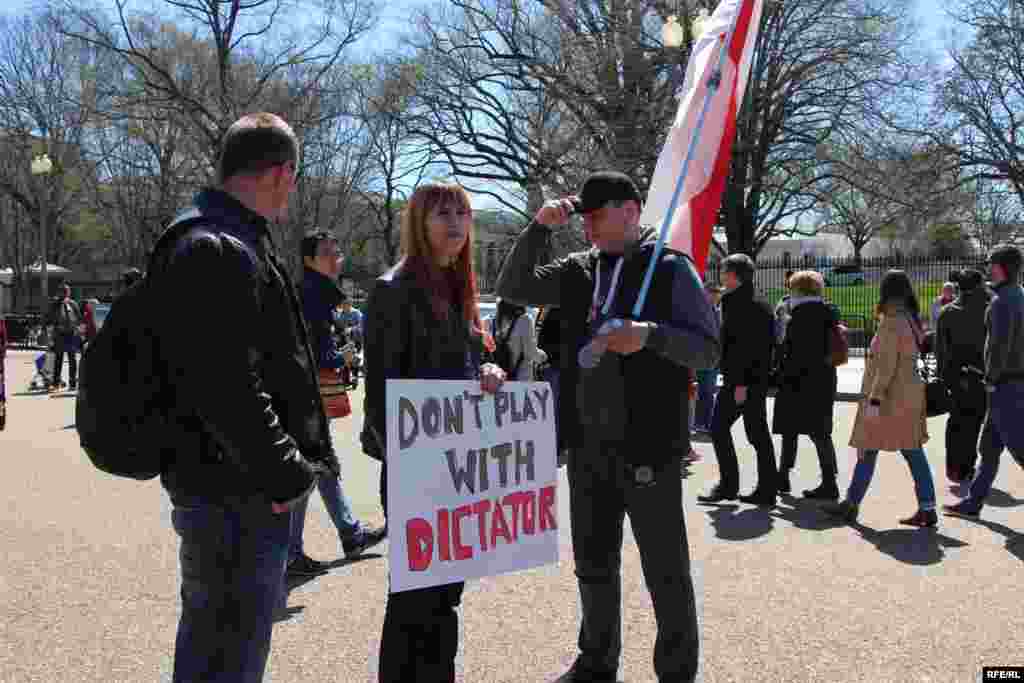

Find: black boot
<box><xmin>803</xmin><ymin>478</ymin><xmax>839</xmax><ymax>501</ymax></box>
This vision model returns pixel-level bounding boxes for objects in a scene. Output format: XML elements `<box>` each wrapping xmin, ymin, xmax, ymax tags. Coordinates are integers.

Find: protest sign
<box><xmin>386</xmin><ymin>379</ymin><xmax>559</xmax><ymax>593</ymax></box>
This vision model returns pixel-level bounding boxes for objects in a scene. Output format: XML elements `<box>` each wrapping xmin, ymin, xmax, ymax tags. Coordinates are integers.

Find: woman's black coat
<box><xmin>772</xmin><ymin>299</ymin><xmax>839</xmax><ymax>438</ymax></box>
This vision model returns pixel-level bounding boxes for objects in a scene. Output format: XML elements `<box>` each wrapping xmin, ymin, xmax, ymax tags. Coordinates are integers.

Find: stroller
<box><xmin>29</xmin><ymin>350</ymin><xmax>57</xmax><ymax>392</ymax></box>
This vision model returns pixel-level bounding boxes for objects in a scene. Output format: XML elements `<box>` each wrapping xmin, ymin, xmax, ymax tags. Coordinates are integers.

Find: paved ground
<box><xmin>1</xmin><ymin>348</ymin><xmax>1022</xmax><ymax>683</ymax></box>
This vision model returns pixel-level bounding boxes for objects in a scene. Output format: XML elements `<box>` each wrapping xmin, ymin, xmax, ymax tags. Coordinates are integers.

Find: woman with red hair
<box><xmin>361</xmin><ymin>182</ymin><xmax>504</xmax><ymax>682</ymax></box>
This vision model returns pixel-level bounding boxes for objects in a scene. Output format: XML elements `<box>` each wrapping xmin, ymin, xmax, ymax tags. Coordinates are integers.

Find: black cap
<box><xmin>577</xmin><ymin>171</ymin><xmax>643</xmax><ymax>214</ymax></box>
<box><xmin>957</xmin><ymin>268</ymin><xmax>984</xmax><ymax>291</ymax></box>
<box><xmin>989</xmin><ymin>244</ymin><xmax>1022</xmax><ymax>274</ymax></box>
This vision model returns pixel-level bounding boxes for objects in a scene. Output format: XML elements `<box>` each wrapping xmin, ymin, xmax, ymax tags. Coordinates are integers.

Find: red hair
<box><xmin>400</xmin><ymin>183</ymin><xmax>488</xmax><ymax>344</ymax></box>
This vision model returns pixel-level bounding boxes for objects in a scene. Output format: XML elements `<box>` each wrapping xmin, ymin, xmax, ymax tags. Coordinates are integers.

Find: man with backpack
<box><xmin>47</xmin><ymin>284</ymin><xmax>81</xmax><ymax>391</ymax></box>
<box><xmin>88</xmin><ymin>113</ymin><xmax>337</xmax><ymax>682</ymax></box>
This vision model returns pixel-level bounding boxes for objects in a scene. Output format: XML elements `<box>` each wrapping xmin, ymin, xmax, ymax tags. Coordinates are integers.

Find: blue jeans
<box><xmin>967</xmin><ymin>382</ymin><xmax>1024</xmax><ymax>508</ymax></box>
<box><xmin>695</xmin><ymin>369</ymin><xmax>719</xmax><ymax>429</ymax></box>
<box><xmin>170</xmin><ymin>493</ymin><xmax>292</xmax><ymax>683</ymax></box>
<box><xmin>845</xmin><ymin>448</ymin><xmax>936</xmax><ymax>510</ymax></box>
<box><xmin>289</xmin><ymin>474</ymin><xmax>361</xmax><ymax>560</ymax></box>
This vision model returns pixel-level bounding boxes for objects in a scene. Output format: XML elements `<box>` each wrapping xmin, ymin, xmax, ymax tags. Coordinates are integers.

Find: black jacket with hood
<box><xmin>496</xmin><ymin>221</ymin><xmax>720</xmax><ymax>466</ymax></box>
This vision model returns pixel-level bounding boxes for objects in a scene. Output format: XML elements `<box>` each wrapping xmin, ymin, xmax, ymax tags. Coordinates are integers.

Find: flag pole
<box><xmin>632</xmin><ymin>9</ymin><xmax>745</xmax><ymax>318</ymax></box>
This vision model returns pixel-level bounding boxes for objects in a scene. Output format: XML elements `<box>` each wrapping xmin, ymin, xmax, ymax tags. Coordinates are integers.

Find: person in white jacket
<box><xmin>492</xmin><ymin>299</ymin><xmax>547</xmax><ymax>381</ymax></box>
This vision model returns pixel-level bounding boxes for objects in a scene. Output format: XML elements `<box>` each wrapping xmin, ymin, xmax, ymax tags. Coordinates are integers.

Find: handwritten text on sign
<box><xmin>386</xmin><ymin>380</ymin><xmax>558</xmax><ymax>593</ymax></box>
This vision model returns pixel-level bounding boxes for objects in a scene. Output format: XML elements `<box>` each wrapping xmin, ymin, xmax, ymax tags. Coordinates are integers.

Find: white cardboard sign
<box><xmin>386</xmin><ymin>380</ymin><xmax>559</xmax><ymax>593</ymax></box>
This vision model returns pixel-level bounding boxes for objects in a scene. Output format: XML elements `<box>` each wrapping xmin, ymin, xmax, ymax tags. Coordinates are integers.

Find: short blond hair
<box><xmin>788</xmin><ymin>270</ymin><xmax>824</xmax><ymax>297</ymax></box>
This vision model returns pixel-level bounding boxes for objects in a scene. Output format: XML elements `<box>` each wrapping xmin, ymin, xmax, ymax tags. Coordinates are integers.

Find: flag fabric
<box><xmin>640</xmin><ymin>0</ymin><xmax>764</xmax><ymax>276</ymax></box>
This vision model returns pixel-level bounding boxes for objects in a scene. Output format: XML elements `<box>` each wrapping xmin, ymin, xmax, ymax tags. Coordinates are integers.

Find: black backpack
<box><xmin>489</xmin><ymin>314</ymin><xmax>524</xmax><ymax>378</ymax></box>
<box><xmin>75</xmin><ymin>214</ymin><xmax>203</xmax><ymax>479</ymax></box>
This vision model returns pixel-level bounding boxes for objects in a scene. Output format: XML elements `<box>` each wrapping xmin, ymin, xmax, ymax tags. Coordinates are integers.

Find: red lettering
<box><xmin>452</xmin><ymin>504</ymin><xmax>474</xmax><ymax>560</ymax></box>
<box><xmin>539</xmin><ymin>485</ymin><xmax>557</xmax><ymax>531</ymax></box>
<box><xmin>437</xmin><ymin>508</ymin><xmax>452</xmax><ymax>561</ymax></box>
<box><xmin>490</xmin><ymin>497</ymin><xmax>513</xmax><ymax>547</ymax></box>
<box><xmin>520</xmin><ymin>490</ymin><xmax>537</xmax><ymax>534</ymax></box>
<box><xmin>502</xmin><ymin>492</ymin><xmax>526</xmax><ymax>539</ymax></box>
<box><xmin>472</xmin><ymin>499</ymin><xmax>492</xmax><ymax>551</ymax></box>
<box><xmin>405</xmin><ymin>518</ymin><xmax>433</xmax><ymax>571</ymax></box>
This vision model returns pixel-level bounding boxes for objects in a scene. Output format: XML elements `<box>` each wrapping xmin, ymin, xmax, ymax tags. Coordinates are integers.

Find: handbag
<box><xmin>908</xmin><ymin>320</ymin><xmax>949</xmax><ymax>417</ymax></box>
<box><xmin>319</xmin><ymin>368</ymin><xmax>352</xmax><ymax>419</ymax></box>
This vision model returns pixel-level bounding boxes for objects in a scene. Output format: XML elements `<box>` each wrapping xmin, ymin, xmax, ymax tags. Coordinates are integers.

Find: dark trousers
<box><xmin>567</xmin><ymin>440</ymin><xmax>699</xmax><ymax>682</ymax></box>
<box><xmin>379</xmin><ymin>582</ymin><xmax>465</xmax><ymax>682</ymax></box>
<box><xmin>170</xmin><ymin>493</ymin><xmax>292</xmax><ymax>683</ymax></box>
<box><xmin>779</xmin><ymin>433</ymin><xmax>837</xmax><ymax>480</ymax></box>
<box><xmin>52</xmin><ymin>331</ymin><xmax>78</xmax><ymax>388</ymax></box>
<box><xmin>967</xmin><ymin>382</ymin><xmax>1024</xmax><ymax>507</ymax></box>
<box><xmin>694</xmin><ymin>369</ymin><xmax>719</xmax><ymax>429</ymax></box>
<box><xmin>711</xmin><ymin>384</ymin><xmax>776</xmax><ymax>494</ymax></box>
<box><xmin>945</xmin><ymin>383</ymin><xmax>986</xmax><ymax>482</ymax></box>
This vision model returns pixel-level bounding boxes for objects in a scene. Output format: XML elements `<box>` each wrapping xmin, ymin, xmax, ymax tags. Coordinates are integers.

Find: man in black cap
<box><xmin>945</xmin><ymin>245</ymin><xmax>1024</xmax><ymax>518</ymax></box>
<box><xmin>497</xmin><ymin>170</ymin><xmax>720</xmax><ymax>683</ymax></box>
<box><xmin>935</xmin><ymin>268</ymin><xmax>990</xmax><ymax>494</ymax></box>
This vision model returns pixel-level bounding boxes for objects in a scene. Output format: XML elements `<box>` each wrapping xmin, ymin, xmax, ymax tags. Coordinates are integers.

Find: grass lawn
<box><xmin>762</xmin><ymin>281</ymin><xmax>947</xmax><ymax>330</ymax></box>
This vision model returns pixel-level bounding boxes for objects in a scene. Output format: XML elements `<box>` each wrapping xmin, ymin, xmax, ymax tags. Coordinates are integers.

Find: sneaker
<box><xmin>343</xmin><ymin>525</ymin><xmax>387</xmax><ymax>559</ymax></box>
<box><xmin>286</xmin><ymin>553</ymin><xmax>330</xmax><ymax>577</ymax></box>
<box><xmin>943</xmin><ymin>500</ymin><xmax>982</xmax><ymax>519</ymax></box>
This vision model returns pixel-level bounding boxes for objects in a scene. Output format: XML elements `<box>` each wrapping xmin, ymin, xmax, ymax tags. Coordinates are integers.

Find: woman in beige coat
<box><xmin>823</xmin><ymin>270</ymin><xmax>938</xmax><ymax>527</ymax></box>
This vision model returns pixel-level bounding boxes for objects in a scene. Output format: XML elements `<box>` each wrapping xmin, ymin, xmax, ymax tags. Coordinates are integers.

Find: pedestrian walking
<box><xmin>823</xmin><ymin>270</ymin><xmax>938</xmax><ymax>527</ymax></box>
<box><xmin>772</xmin><ymin>270</ymin><xmax>840</xmax><ymax>501</ymax></box>
<box><xmin>698</xmin><ymin>253</ymin><xmax>778</xmax><ymax>507</ymax></box>
<box><xmin>361</xmin><ymin>182</ymin><xmax>506</xmax><ymax>683</ymax></box>
<box><xmin>934</xmin><ymin>268</ymin><xmax>990</xmax><ymax>494</ymax></box>
<box><xmin>945</xmin><ymin>245</ymin><xmax>1024</xmax><ymax>519</ymax></box>
<box><xmin>496</xmin><ymin>170</ymin><xmax>720</xmax><ymax>683</ymax></box>
<box><xmin>286</xmin><ymin>229</ymin><xmax>386</xmax><ymax>579</ymax></box>
<box><xmin>150</xmin><ymin>113</ymin><xmax>338</xmax><ymax>682</ymax></box>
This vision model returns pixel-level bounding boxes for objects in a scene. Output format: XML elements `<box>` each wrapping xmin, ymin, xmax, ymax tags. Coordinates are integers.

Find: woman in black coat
<box><xmin>773</xmin><ymin>270</ymin><xmax>841</xmax><ymax>500</ymax></box>
<box><xmin>362</xmin><ymin>182</ymin><xmax>506</xmax><ymax>683</ymax></box>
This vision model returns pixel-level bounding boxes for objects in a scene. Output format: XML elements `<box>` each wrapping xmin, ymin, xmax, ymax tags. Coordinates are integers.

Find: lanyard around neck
<box><xmin>592</xmin><ymin>255</ymin><xmax>625</xmax><ymax>318</ymax></box>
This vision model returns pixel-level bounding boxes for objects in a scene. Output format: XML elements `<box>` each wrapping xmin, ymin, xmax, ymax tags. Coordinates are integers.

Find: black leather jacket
<box><xmin>152</xmin><ymin>189</ymin><xmax>333</xmax><ymax>504</ymax></box>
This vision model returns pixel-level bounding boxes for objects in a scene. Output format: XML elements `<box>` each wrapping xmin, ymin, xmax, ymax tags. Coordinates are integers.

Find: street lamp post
<box><xmin>30</xmin><ymin>154</ymin><xmax>53</xmax><ymax>312</ymax></box>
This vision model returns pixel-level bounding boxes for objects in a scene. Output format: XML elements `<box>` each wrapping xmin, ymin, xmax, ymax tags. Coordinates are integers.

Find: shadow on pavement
<box><xmin>703</xmin><ymin>504</ymin><xmax>774</xmax><ymax>541</ymax></box>
<box><xmin>771</xmin><ymin>497</ymin><xmax>840</xmax><ymax>531</ymax></box>
<box><xmin>945</xmin><ymin>516</ymin><xmax>1023</xmax><ymax>563</ymax></box>
<box><xmin>983</xmin><ymin>488</ymin><xmax>1024</xmax><ymax>509</ymax></box>
<box><xmin>850</xmin><ymin>524</ymin><xmax>968</xmax><ymax>566</ymax></box>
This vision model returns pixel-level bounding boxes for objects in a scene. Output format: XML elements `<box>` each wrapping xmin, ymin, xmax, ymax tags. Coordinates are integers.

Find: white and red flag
<box><xmin>639</xmin><ymin>0</ymin><xmax>764</xmax><ymax>279</ymax></box>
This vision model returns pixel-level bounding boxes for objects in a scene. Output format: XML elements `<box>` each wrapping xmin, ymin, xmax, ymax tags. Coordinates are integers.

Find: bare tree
<box><xmin>929</xmin><ymin>0</ymin><xmax>1024</xmax><ymax>204</ymax></box>
<box><xmin>0</xmin><ymin>10</ymin><xmax>112</xmax><ymax>308</ymax></box>
<box><xmin>406</xmin><ymin>0</ymin><xmax>693</xmax><ymax>215</ymax></box>
<box><xmin>718</xmin><ymin>0</ymin><xmax>923</xmax><ymax>256</ymax></box>
<box><xmin>58</xmin><ymin>0</ymin><xmax>376</xmax><ymax>164</ymax></box>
